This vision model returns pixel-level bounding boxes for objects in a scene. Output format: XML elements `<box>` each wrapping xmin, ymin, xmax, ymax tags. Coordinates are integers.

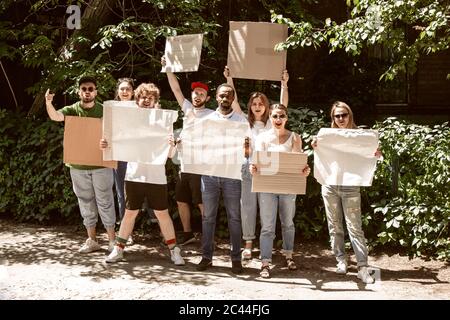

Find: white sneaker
<box><xmin>78</xmin><ymin>238</ymin><xmax>101</xmax><ymax>253</ymax></box>
<box><xmin>241</xmin><ymin>248</ymin><xmax>252</xmax><ymax>260</ymax></box>
<box><xmin>336</xmin><ymin>260</ymin><xmax>347</xmax><ymax>274</ymax></box>
<box><xmin>358</xmin><ymin>266</ymin><xmax>375</xmax><ymax>284</ymax></box>
<box><xmin>108</xmin><ymin>241</ymin><xmax>115</xmax><ymax>252</ymax></box>
<box><xmin>105</xmin><ymin>246</ymin><xmax>124</xmax><ymax>263</ymax></box>
<box><xmin>126</xmin><ymin>236</ymin><xmax>134</xmax><ymax>246</ymax></box>
<box><xmin>170</xmin><ymin>246</ymin><xmax>185</xmax><ymax>265</ymax></box>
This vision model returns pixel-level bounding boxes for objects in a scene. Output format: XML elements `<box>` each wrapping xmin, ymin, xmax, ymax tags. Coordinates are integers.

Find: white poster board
<box><xmin>313</xmin><ymin>128</ymin><xmax>379</xmax><ymax>186</ymax></box>
<box><xmin>103</xmin><ymin>101</ymin><xmax>178</xmax><ymax>164</ymax></box>
<box><xmin>179</xmin><ymin>118</ymin><xmax>249</xmax><ymax>180</ymax></box>
<box><xmin>161</xmin><ymin>34</ymin><xmax>204</xmax><ymax>73</ymax></box>
<box><xmin>227</xmin><ymin>21</ymin><xmax>288</xmax><ymax>81</ymax></box>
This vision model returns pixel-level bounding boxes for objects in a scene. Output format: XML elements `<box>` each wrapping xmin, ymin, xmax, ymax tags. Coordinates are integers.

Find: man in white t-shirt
<box><xmin>196</xmin><ymin>84</ymin><xmax>248</xmax><ymax>274</ymax></box>
<box><xmin>162</xmin><ymin>56</ymin><xmax>214</xmax><ymax>246</ymax></box>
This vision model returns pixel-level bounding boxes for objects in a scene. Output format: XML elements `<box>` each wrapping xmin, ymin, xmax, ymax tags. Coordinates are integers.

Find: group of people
<box><xmin>44</xmin><ymin>58</ymin><xmax>378</xmax><ymax>284</ymax></box>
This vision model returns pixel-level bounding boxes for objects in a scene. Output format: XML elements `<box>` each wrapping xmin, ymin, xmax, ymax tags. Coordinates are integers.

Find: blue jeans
<box><xmin>259</xmin><ymin>193</ymin><xmax>296</xmax><ymax>263</ymax></box>
<box><xmin>241</xmin><ymin>160</ymin><xmax>258</xmax><ymax>241</ymax></box>
<box><xmin>201</xmin><ymin>175</ymin><xmax>242</xmax><ymax>261</ymax></box>
<box><xmin>113</xmin><ymin>161</ymin><xmax>127</xmax><ymax>221</ymax></box>
<box><xmin>321</xmin><ymin>185</ymin><xmax>369</xmax><ymax>267</ymax></box>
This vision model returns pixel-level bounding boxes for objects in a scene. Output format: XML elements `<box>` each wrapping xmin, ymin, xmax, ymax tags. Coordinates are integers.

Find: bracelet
<box><xmin>281</xmin><ymin>85</ymin><xmax>288</xmax><ymax>89</ymax></box>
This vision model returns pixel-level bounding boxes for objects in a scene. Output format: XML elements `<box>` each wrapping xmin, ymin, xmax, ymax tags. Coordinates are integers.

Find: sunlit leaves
<box><xmin>272</xmin><ymin>0</ymin><xmax>450</xmax><ymax>81</ymax></box>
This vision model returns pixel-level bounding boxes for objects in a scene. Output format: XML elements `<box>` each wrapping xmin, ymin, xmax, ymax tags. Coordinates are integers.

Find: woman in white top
<box><xmin>101</xmin><ymin>83</ymin><xmax>184</xmax><ymax>265</ymax></box>
<box><xmin>224</xmin><ymin>67</ymin><xmax>289</xmax><ymax>260</ymax></box>
<box><xmin>250</xmin><ymin>104</ymin><xmax>310</xmax><ymax>278</ymax></box>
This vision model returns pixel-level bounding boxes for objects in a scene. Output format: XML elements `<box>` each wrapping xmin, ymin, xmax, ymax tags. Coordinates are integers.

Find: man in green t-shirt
<box><xmin>45</xmin><ymin>76</ymin><xmax>116</xmax><ymax>254</ymax></box>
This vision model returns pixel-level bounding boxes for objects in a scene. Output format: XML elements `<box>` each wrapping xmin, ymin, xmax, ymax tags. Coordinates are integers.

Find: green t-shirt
<box><xmin>59</xmin><ymin>101</ymin><xmax>105</xmax><ymax>170</ymax></box>
<box><xmin>59</xmin><ymin>101</ymin><xmax>103</xmax><ymax>118</ymax></box>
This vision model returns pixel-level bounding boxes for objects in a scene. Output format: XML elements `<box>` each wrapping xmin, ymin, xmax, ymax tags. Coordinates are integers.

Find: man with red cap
<box><xmin>161</xmin><ymin>56</ymin><xmax>213</xmax><ymax>245</ymax></box>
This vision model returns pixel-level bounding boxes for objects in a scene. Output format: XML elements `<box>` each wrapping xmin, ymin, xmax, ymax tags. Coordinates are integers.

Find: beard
<box><xmin>219</xmin><ymin>102</ymin><xmax>232</xmax><ymax>114</ymax></box>
<box><xmin>82</xmin><ymin>96</ymin><xmax>95</xmax><ymax>104</ymax></box>
<box><xmin>193</xmin><ymin>100</ymin><xmax>206</xmax><ymax>108</ymax></box>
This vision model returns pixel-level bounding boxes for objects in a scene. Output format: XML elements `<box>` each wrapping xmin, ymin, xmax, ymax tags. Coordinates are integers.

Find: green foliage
<box><xmin>368</xmin><ymin>118</ymin><xmax>450</xmax><ymax>259</ymax></box>
<box><xmin>288</xmin><ymin>107</ymin><xmax>329</xmax><ymax>240</ymax></box>
<box><xmin>272</xmin><ymin>0</ymin><xmax>450</xmax><ymax>80</ymax></box>
<box><xmin>0</xmin><ymin>109</ymin><xmax>78</xmax><ymax>223</ymax></box>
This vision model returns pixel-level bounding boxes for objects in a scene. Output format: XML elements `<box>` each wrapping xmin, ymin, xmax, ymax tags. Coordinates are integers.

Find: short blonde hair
<box><xmin>134</xmin><ymin>83</ymin><xmax>160</xmax><ymax>102</ymax></box>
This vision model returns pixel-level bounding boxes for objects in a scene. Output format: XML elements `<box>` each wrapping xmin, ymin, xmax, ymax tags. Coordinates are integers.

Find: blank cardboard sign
<box><xmin>227</xmin><ymin>21</ymin><xmax>288</xmax><ymax>81</ymax></box>
<box><xmin>252</xmin><ymin>151</ymin><xmax>307</xmax><ymax>194</ymax></box>
<box><xmin>63</xmin><ymin>116</ymin><xmax>117</xmax><ymax>169</ymax></box>
<box><xmin>161</xmin><ymin>34</ymin><xmax>203</xmax><ymax>73</ymax></box>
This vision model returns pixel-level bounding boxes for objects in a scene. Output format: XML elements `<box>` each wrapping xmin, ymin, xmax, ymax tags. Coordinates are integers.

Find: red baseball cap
<box><xmin>191</xmin><ymin>82</ymin><xmax>209</xmax><ymax>92</ymax></box>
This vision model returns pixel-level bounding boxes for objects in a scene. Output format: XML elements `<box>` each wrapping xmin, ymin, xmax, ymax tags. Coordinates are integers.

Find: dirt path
<box><xmin>0</xmin><ymin>219</ymin><xmax>449</xmax><ymax>300</ymax></box>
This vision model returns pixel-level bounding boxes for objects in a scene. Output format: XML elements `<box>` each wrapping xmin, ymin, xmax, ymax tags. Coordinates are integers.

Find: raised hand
<box><xmin>223</xmin><ymin>66</ymin><xmax>231</xmax><ymax>79</ymax></box>
<box><xmin>45</xmin><ymin>89</ymin><xmax>55</xmax><ymax>103</ymax></box>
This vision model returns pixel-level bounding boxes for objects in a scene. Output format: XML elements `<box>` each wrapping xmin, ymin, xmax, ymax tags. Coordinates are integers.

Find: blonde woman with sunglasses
<box><xmin>312</xmin><ymin>101</ymin><xmax>381</xmax><ymax>284</ymax></box>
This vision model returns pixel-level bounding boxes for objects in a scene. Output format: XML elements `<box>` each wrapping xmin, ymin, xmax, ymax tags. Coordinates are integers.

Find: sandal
<box><xmin>260</xmin><ymin>265</ymin><xmax>271</xmax><ymax>278</ymax></box>
<box><xmin>286</xmin><ymin>258</ymin><xmax>297</xmax><ymax>271</ymax></box>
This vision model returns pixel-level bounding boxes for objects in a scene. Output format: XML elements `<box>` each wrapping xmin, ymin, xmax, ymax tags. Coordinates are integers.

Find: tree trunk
<box><xmin>28</xmin><ymin>0</ymin><xmax>116</xmax><ymax>115</ymax></box>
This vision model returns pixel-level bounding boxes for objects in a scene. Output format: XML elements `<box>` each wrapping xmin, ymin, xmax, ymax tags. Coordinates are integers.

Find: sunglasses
<box><xmin>334</xmin><ymin>113</ymin><xmax>349</xmax><ymax>119</ymax></box>
<box><xmin>271</xmin><ymin>114</ymin><xmax>287</xmax><ymax>119</ymax></box>
<box><xmin>81</xmin><ymin>87</ymin><xmax>95</xmax><ymax>92</ymax></box>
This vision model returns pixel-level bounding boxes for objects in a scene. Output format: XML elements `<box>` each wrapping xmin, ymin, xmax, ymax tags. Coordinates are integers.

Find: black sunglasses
<box><xmin>271</xmin><ymin>114</ymin><xmax>287</xmax><ymax>119</ymax></box>
<box><xmin>334</xmin><ymin>113</ymin><xmax>349</xmax><ymax>119</ymax></box>
<box><xmin>81</xmin><ymin>86</ymin><xmax>95</xmax><ymax>92</ymax></box>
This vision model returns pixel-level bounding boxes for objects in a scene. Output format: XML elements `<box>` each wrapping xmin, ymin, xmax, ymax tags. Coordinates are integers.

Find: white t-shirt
<box><xmin>182</xmin><ymin>99</ymin><xmax>214</xmax><ymax>127</ymax></box>
<box><xmin>125</xmin><ymin>162</ymin><xmax>167</xmax><ymax>185</ymax></box>
<box><xmin>251</xmin><ymin>120</ymin><xmax>271</xmax><ymax>137</ymax></box>
<box><xmin>206</xmin><ymin>108</ymin><xmax>249</xmax><ymax>123</ymax></box>
<box><xmin>249</xmin><ymin>120</ymin><xmax>271</xmax><ymax>160</ymax></box>
<box><xmin>255</xmin><ymin>130</ymin><xmax>294</xmax><ymax>153</ymax></box>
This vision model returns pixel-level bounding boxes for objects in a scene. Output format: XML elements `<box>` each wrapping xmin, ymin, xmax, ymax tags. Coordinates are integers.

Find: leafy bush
<box><xmin>367</xmin><ymin>118</ymin><xmax>450</xmax><ymax>260</ymax></box>
<box><xmin>288</xmin><ymin>107</ymin><xmax>329</xmax><ymax>240</ymax></box>
<box><xmin>0</xmin><ymin>109</ymin><xmax>78</xmax><ymax>223</ymax></box>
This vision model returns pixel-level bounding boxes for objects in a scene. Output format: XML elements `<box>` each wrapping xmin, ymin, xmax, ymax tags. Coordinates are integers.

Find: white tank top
<box><xmin>267</xmin><ymin>132</ymin><xmax>294</xmax><ymax>152</ymax></box>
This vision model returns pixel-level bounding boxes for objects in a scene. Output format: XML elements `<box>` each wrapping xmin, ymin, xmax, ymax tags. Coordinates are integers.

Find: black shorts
<box><xmin>125</xmin><ymin>181</ymin><xmax>168</xmax><ymax>211</ymax></box>
<box><xmin>175</xmin><ymin>172</ymin><xmax>202</xmax><ymax>205</ymax></box>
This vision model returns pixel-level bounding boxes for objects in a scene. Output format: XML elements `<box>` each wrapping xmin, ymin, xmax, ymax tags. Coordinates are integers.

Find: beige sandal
<box><xmin>286</xmin><ymin>258</ymin><xmax>297</xmax><ymax>271</ymax></box>
<box><xmin>260</xmin><ymin>265</ymin><xmax>271</xmax><ymax>278</ymax></box>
